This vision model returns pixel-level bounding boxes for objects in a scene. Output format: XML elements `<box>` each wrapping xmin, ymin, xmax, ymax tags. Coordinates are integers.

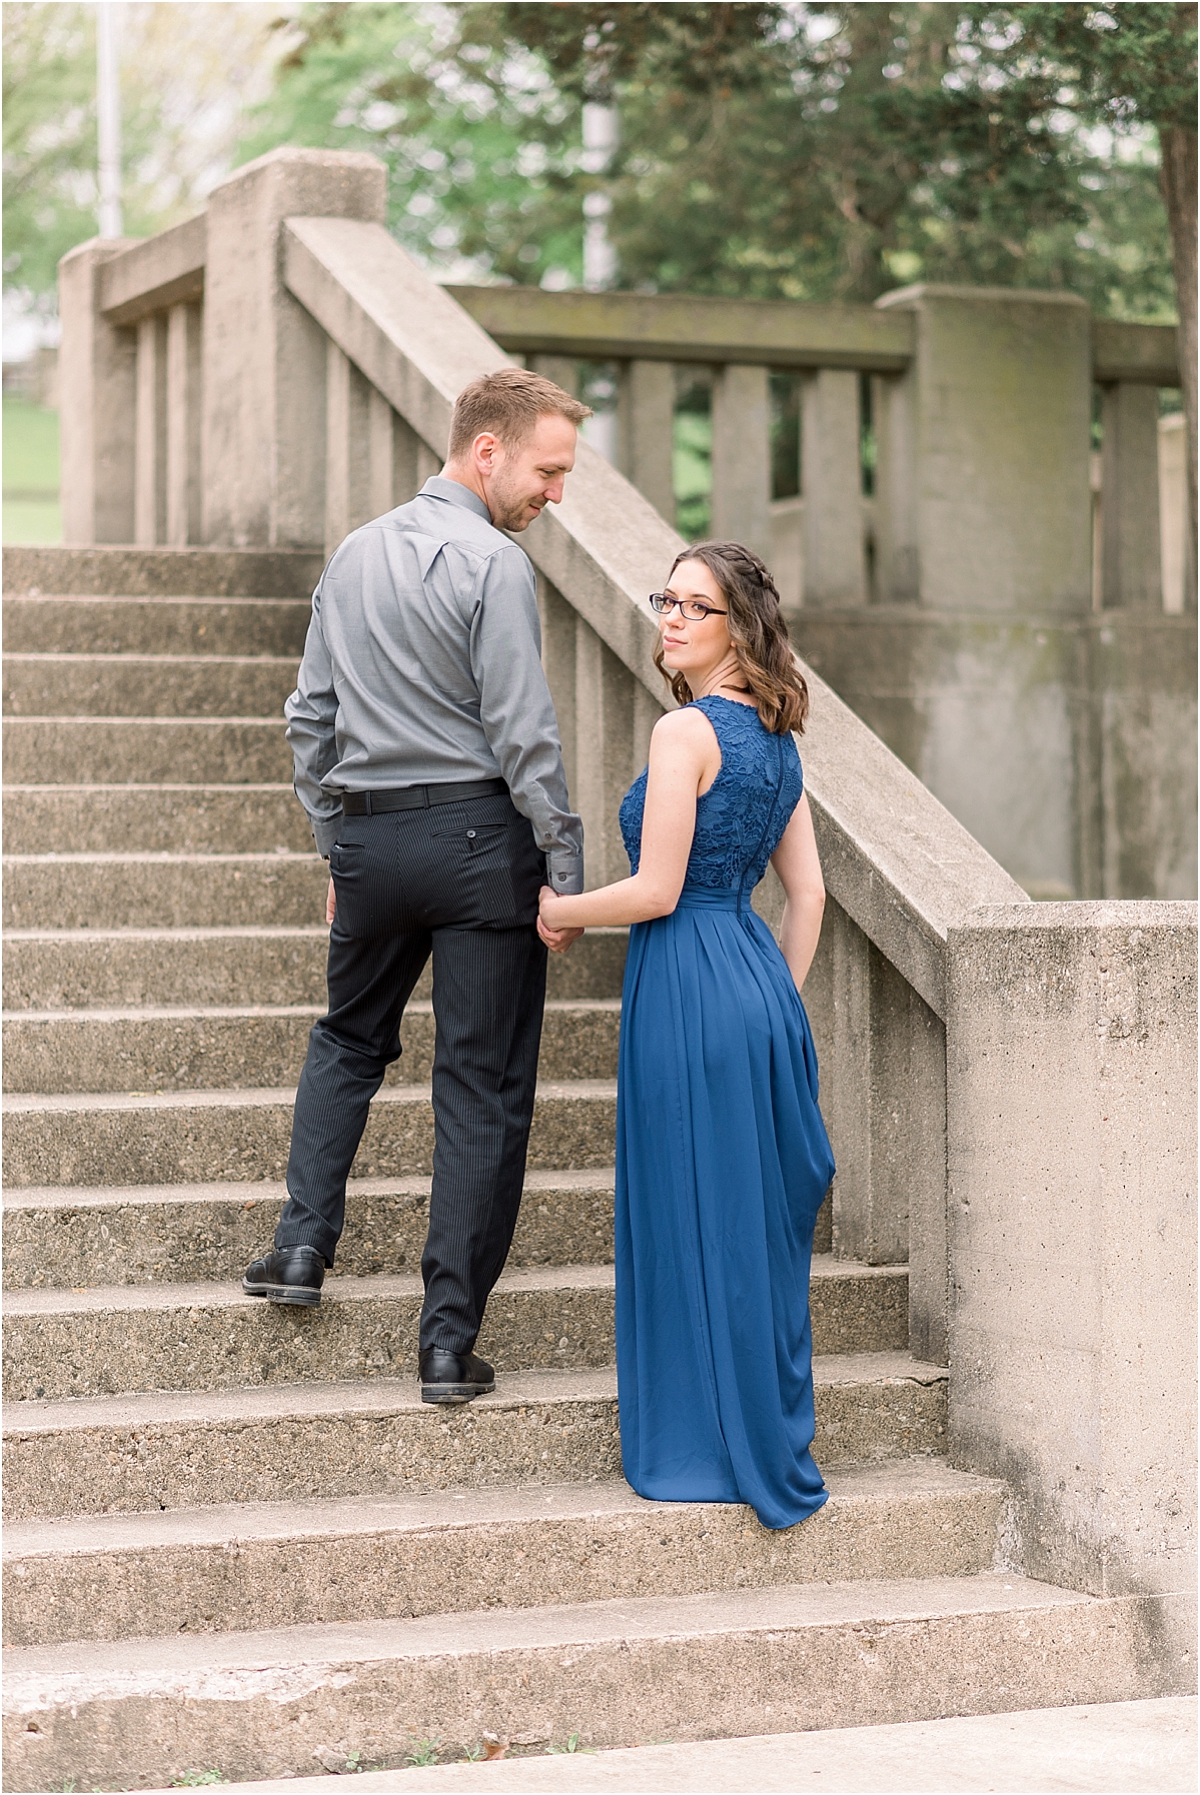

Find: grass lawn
<box><xmin>4</xmin><ymin>396</ymin><xmax>61</xmax><ymax>543</ymax></box>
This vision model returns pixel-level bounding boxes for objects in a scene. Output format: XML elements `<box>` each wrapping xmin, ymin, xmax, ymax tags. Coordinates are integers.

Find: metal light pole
<box><xmin>96</xmin><ymin>2</ymin><xmax>123</xmax><ymax>238</ymax></box>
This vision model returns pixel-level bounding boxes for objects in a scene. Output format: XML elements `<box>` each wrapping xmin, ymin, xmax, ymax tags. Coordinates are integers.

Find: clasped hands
<box><xmin>537</xmin><ymin>885</ymin><xmax>583</xmax><ymax>954</ymax></box>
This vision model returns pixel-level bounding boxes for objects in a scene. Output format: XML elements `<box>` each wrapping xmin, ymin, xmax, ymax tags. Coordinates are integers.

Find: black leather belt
<box><xmin>341</xmin><ymin>778</ymin><xmax>507</xmax><ymax>816</ymax></box>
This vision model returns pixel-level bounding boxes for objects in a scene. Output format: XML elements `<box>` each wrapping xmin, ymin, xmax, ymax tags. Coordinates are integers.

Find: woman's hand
<box><xmin>538</xmin><ymin>885</ymin><xmax>584</xmax><ymax>953</ymax></box>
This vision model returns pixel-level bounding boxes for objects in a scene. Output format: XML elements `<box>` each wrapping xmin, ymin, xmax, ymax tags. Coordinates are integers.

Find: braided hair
<box><xmin>652</xmin><ymin>541</ymin><xmax>810</xmax><ymax>735</ymax></box>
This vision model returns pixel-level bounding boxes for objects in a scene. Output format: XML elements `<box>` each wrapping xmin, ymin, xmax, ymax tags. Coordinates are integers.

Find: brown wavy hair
<box><xmin>652</xmin><ymin>541</ymin><xmax>809</xmax><ymax>735</ymax></box>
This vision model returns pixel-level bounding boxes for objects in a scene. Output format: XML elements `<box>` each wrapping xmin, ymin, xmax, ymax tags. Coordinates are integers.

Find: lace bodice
<box><xmin>619</xmin><ymin>695</ymin><xmax>803</xmax><ymax>896</ymax></box>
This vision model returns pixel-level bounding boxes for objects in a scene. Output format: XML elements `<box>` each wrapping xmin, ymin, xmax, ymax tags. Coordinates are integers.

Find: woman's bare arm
<box><xmin>538</xmin><ymin>708</ymin><xmax>719</xmax><ymax>930</ymax></box>
<box><xmin>770</xmin><ymin>793</ymin><xmax>825</xmax><ymax>992</ymax></box>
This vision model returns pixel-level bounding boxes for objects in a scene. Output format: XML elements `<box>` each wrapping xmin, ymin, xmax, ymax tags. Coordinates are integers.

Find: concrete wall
<box><xmin>947</xmin><ymin>903</ymin><xmax>1196</xmax><ymax>1619</ymax></box>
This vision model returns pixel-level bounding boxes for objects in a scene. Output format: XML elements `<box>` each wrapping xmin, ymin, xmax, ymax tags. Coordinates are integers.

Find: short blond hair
<box><xmin>448</xmin><ymin>367</ymin><xmax>592</xmax><ymax>460</ymax></box>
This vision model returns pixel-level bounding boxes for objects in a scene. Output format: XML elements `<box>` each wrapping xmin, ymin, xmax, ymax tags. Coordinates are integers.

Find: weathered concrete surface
<box><xmin>2</xmin><ymin>717</ymin><xmax>294</xmax><ymax>786</ymax></box>
<box><xmin>1</xmin><ymin>1081</ymin><xmax>619</xmax><ymax>1186</ymax></box>
<box><xmin>1</xmin><ymin>1170</ymin><xmax>617</xmax><ymax>1287</ymax></box>
<box><xmin>875</xmin><ymin>285</ymin><xmax>1092</xmax><ymax>615</ymax></box>
<box><xmin>3</xmin><ymin>852</ymin><xmax>328</xmax><ymax>930</ymax></box>
<box><xmin>947</xmin><ymin>904</ymin><xmax>1197</xmax><ymax>1620</ymax></box>
<box><xmin>1</xmin><ymin>595</ymin><xmax>311</xmax><ymax>656</ymax></box>
<box><xmin>1</xmin><ymin>924</ymin><xmax>627</xmax><ymax>1010</ymax></box>
<box><xmin>3</xmin><ymin>785</ymin><xmax>309</xmax><ymax>855</ymax></box>
<box><xmin>3</xmin><ymin>1460</ymin><xmax>1003</xmax><ymax>1647</ymax></box>
<box><xmin>792</xmin><ymin>610</ymin><xmax>1197</xmax><ymax>901</ymax></box>
<box><xmin>2</xmin><ymin>1357</ymin><xmax>947</xmax><ymax>1520</ymax></box>
<box><xmin>1</xmin><ymin>1258</ymin><xmax>905</xmax><ymax>1399</ymax></box>
<box><xmin>1</xmin><ymin>544</ymin><xmax>324</xmax><ymax>598</ymax></box>
<box><xmin>3</xmin><ymin>651</ymin><xmax>299</xmax><ymax>718</ymax></box>
<box><xmin>168</xmin><ymin>1697</ymin><xmax>1196</xmax><ymax>1794</ymax></box>
<box><xmin>4</xmin><ymin>1576</ymin><xmax>1189</xmax><ymax>1791</ymax></box>
<box><xmin>1</xmin><ymin>998</ymin><xmax>621</xmax><ymax>1093</ymax></box>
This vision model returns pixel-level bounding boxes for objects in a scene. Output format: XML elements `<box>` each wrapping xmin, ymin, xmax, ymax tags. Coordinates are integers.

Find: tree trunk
<box><xmin>1160</xmin><ymin>123</ymin><xmax>1197</xmax><ymax>604</ymax></box>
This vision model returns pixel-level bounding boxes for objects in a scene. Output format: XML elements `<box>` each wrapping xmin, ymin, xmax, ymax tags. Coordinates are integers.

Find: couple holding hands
<box><xmin>242</xmin><ymin>368</ymin><xmax>834</xmax><ymax>1532</ymax></box>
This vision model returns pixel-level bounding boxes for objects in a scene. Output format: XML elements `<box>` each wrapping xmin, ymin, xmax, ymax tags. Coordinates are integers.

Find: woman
<box><xmin>538</xmin><ymin>541</ymin><xmax>835</xmax><ymax>1531</ymax></box>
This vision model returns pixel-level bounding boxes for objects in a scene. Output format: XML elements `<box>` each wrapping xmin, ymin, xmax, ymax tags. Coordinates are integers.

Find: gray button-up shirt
<box><xmin>285</xmin><ymin>477</ymin><xmax>584</xmax><ymax>891</ymax></box>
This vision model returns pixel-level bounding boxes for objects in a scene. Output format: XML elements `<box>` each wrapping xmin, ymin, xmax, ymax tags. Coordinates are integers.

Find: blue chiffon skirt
<box><xmin>614</xmin><ymin>889</ymin><xmax>836</xmax><ymax>1531</ymax></box>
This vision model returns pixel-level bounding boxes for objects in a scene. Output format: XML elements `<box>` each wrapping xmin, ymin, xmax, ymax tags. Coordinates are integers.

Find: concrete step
<box><xmin>2</xmin><ymin>595</ymin><xmax>311</xmax><ymax>656</ymax></box>
<box><xmin>2</xmin><ymin>925</ymin><xmax>628</xmax><ymax>1010</ymax></box>
<box><xmin>3</xmin><ymin>1170</ymin><xmax>618</xmax><ymax>1287</ymax></box>
<box><xmin>2</xmin><ymin>1080</ymin><xmax>619</xmax><ymax>1187</ymax></box>
<box><xmin>2</xmin><ymin>1460</ymin><xmax>1004</xmax><ymax>1649</ymax></box>
<box><xmin>2</xmin><ymin>1258</ymin><xmax>905</xmax><ymax>1401</ymax></box>
<box><xmin>2</xmin><ymin>716</ymin><xmax>293</xmax><ymax>784</ymax></box>
<box><xmin>3</xmin><ymin>1574</ymin><xmax>1176</xmax><ymax>1790</ymax></box>
<box><xmin>1</xmin><ymin>998</ymin><xmax>622</xmax><ymax>1093</ymax></box>
<box><xmin>3</xmin><ymin>851</ymin><xmax>328</xmax><ymax>929</ymax></box>
<box><xmin>1</xmin><ymin>542</ymin><xmax>324</xmax><ymax>598</ymax></box>
<box><xmin>2</xmin><ymin>651</ymin><xmax>299</xmax><ymax>718</ymax></box>
<box><xmin>3</xmin><ymin>784</ymin><xmax>312</xmax><ymax>854</ymax></box>
<box><xmin>3</xmin><ymin>1355</ymin><xmax>947</xmax><ymax>1520</ymax></box>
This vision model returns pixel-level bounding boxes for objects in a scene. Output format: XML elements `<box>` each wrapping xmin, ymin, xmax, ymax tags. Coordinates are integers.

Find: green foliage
<box><xmin>403</xmin><ymin>1737</ymin><xmax>441</xmax><ymax>1767</ymax></box>
<box><xmin>548</xmin><ymin>1731</ymin><xmax>596</xmax><ymax>1754</ymax></box>
<box><xmin>3</xmin><ymin>4</ymin><xmax>100</xmax><ymax>294</ymax></box>
<box><xmin>169</xmin><ymin>1774</ymin><xmax>227</xmax><ymax>1789</ymax></box>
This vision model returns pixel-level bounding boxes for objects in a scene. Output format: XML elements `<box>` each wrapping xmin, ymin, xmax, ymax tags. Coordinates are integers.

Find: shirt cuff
<box><xmin>547</xmin><ymin>848</ymin><xmax>584</xmax><ymax>895</ymax></box>
<box><xmin>313</xmin><ymin>812</ymin><xmax>342</xmax><ymax>859</ymax></box>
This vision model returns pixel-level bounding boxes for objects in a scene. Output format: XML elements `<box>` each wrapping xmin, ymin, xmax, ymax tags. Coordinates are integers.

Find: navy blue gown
<box><xmin>615</xmin><ymin>695</ymin><xmax>836</xmax><ymax>1531</ymax></box>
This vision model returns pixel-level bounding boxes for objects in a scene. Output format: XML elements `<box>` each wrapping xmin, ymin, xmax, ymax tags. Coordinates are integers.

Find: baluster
<box><xmin>800</xmin><ymin>369</ymin><xmax>866</xmax><ymax>606</ymax></box>
<box><xmin>711</xmin><ymin>363</ymin><xmax>771</xmax><ymax>559</ymax></box>
<box><xmin>134</xmin><ymin>314</ymin><xmax>168</xmax><ymax>545</ymax></box>
<box><xmin>1100</xmin><ymin>381</ymin><xmax>1163</xmax><ymax>609</ymax></box>
<box><xmin>538</xmin><ymin>575</ymin><xmax>578</xmax><ymax>800</ymax></box>
<box><xmin>574</xmin><ymin>616</ymin><xmax>638</xmax><ymax>887</ymax></box>
<box><xmin>530</xmin><ymin>356</ymin><xmax>579</xmax><ymax>395</ymax></box>
<box><xmin>165</xmin><ymin>303</ymin><xmax>202</xmax><ymax>546</ymax></box>
<box><xmin>871</xmin><ymin>372</ymin><xmax>918</xmax><ymax>603</ymax></box>
<box><xmin>58</xmin><ymin>239</ymin><xmax>137</xmax><ymax>544</ymax></box>
<box><xmin>618</xmin><ymin>359</ymin><xmax>676</xmax><ymax>524</ymax></box>
<box><xmin>325</xmin><ymin>342</ymin><xmax>372</xmax><ymax>556</ymax></box>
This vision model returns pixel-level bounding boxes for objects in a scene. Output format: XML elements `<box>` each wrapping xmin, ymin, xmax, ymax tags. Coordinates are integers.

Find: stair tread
<box><xmin>4</xmin><ymin>1352</ymin><xmax>943</xmax><ymax>1434</ymax></box>
<box><xmin>5</xmin><ymin>1167</ymin><xmax>617</xmax><ymax>1211</ymax></box>
<box><xmin>1</xmin><ymin>1572</ymin><xmax>1095</xmax><ymax>1685</ymax></box>
<box><xmin>2</xmin><ymin>1252</ymin><xmax>901</xmax><ymax>1318</ymax></box>
<box><xmin>2</xmin><ymin>1078</ymin><xmax>618</xmax><ymax>1114</ymax></box>
<box><xmin>4</xmin><ymin>651</ymin><xmax>300</xmax><ymax>665</ymax></box>
<box><xmin>4</xmin><ymin>998</ymin><xmax>622</xmax><ymax>1023</ymax></box>
<box><xmin>3</xmin><ymin>1459</ymin><xmax>1000</xmax><ymax>1558</ymax></box>
<box><xmin>4</xmin><ymin>849</ymin><xmax>320</xmax><ymax>865</ymax></box>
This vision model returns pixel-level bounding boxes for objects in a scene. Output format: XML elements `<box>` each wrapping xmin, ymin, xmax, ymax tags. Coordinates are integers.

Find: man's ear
<box><xmin>473</xmin><ymin>431</ymin><xmax>501</xmax><ymax>470</ymax></box>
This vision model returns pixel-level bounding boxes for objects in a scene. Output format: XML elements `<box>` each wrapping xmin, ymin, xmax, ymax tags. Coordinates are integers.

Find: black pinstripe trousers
<box><xmin>275</xmin><ymin>790</ymin><xmax>548</xmax><ymax>1353</ymax></box>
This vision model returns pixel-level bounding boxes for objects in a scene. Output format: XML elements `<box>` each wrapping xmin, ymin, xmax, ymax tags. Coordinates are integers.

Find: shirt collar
<box><xmin>421</xmin><ymin>475</ymin><xmax>493</xmax><ymax>523</ymax></box>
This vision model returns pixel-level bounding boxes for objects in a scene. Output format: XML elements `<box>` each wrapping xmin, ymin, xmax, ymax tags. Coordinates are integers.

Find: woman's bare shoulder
<box><xmin>651</xmin><ymin>704</ymin><xmax>718</xmax><ymax>750</ymax></box>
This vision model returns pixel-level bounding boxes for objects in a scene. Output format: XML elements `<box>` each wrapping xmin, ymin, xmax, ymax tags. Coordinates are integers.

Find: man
<box><xmin>243</xmin><ymin>367</ymin><xmax>590</xmax><ymax>1405</ymax></box>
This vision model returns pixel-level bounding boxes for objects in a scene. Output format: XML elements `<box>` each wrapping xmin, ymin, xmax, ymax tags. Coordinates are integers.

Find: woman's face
<box><xmin>657</xmin><ymin>558</ymin><xmax>733</xmax><ymax>679</ymax></box>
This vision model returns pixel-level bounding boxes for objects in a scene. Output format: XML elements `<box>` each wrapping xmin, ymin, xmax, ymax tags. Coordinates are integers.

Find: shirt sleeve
<box><xmin>470</xmin><ymin>544</ymin><xmax>585</xmax><ymax>893</ymax></box>
<box><xmin>284</xmin><ymin>578</ymin><xmax>344</xmax><ymax>860</ymax></box>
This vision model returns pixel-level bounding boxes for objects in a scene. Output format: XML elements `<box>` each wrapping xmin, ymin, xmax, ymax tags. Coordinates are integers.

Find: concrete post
<box><xmin>800</xmin><ymin>369</ymin><xmax>867</xmax><ymax>606</ymax></box>
<box><xmin>58</xmin><ymin>237</ymin><xmax>139</xmax><ymax>545</ymax></box>
<box><xmin>618</xmin><ymin>359</ymin><xmax>676</xmax><ymax>525</ymax></box>
<box><xmin>874</xmin><ymin>284</ymin><xmax>1092</xmax><ymax>613</ymax></box>
<box><xmin>1101</xmin><ymin>382</ymin><xmax>1163</xmax><ymax>609</ymax></box>
<box><xmin>134</xmin><ymin>313</ymin><xmax>168</xmax><ymax>545</ymax></box>
<box><xmin>530</xmin><ymin>356</ymin><xmax>579</xmax><ymax>395</ymax></box>
<box><xmin>325</xmin><ymin>341</ymin><xmax>373</xmax><ymax>556</ymax></box>
<box><xmin>947</xmin><ymin>903</ymin><xmax>1197</xmax><ymax>1619</ymax></box>
<box><xmin>165</xmin><ymin>303</ymin><xmax>202</xmax><ymax>546</ymax></box>
<box><xmin>711</xmin><ymin>363</ymin><xmax>771</xmax><ymax>559</ymax></box>
<box><xmin>201</xmin><ymin>147</ymin><xmax>386</xmax><ymax>549</ymax></box>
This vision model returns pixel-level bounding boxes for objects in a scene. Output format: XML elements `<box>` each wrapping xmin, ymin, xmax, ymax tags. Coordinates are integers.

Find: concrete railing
<box><xmin>57</xmin><ymin>155</ymin><xmax>1195</xmax><ymax>1606</ymax></box>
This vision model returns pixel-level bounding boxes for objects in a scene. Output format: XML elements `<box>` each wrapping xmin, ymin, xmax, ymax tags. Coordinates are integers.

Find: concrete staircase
<box><xmin>1</xmin><ymin>564</ymin><xmax>1162</xmax><ymax>1791</ymax></box>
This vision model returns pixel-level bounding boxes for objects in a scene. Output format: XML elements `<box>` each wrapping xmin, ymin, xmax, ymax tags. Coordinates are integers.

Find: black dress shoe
<box><xmin>418</xmin><ymin>1346</ymin><xmax>495</xmax><ymax>1405</ymax></box>
<box><xmin>242</xmin><ymin>1245</ymin><xmax>326</xmax><ymax>1307</ymax></box>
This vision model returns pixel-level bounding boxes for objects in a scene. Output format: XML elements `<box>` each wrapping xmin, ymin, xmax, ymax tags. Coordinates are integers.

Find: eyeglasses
<box><xmin>649</xmin><ymin>593</ymin><xmax>728</xmax><ymax>621</ymax></box>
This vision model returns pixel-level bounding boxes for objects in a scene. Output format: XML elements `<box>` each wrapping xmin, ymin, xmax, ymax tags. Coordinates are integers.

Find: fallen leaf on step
<box><xmin>482</xmin><ymin>1733</ymin><xmax>510</xmax><ymax>1761</ymax></box>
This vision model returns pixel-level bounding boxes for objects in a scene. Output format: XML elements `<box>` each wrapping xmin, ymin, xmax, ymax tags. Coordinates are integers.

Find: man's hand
<box><xmin>326</xmin><ymin>876</ymin><xmax>336</xmax><ymax>926</ymax></box>
<box><xmin>538</xmin><ymin>885</ymin><xmax>582</xmax><ymax>954</ymax></box>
